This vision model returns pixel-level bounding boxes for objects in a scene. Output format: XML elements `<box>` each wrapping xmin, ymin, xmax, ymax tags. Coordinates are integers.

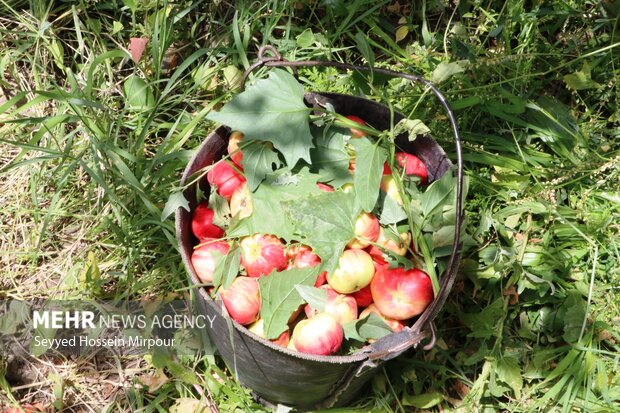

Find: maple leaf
<box><xmin>283</xmin><ymin>190</ymin><xmax>361</xmax><ymax>274</ymax></box>
<box><xmin>227</xmin><ymin>167</ymin><xmax>321</xmax><ymax>242</ymax></box>
<box><xmin>207</xmin><ymin>69</ymin><xmax>314</xmax><ymax>167</ymax></box>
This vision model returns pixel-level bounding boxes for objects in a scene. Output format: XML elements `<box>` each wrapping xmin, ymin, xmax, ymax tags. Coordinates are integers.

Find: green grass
<box><xmin>1</xmin><ymin>0</ymin><xmax>619</xmax><ymax>411</ymax></box>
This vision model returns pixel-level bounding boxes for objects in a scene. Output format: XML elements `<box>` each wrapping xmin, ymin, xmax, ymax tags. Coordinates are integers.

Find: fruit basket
<box><xmin>176</xmin><ymin>46</ymin><xmax>464</xmax><ymax>409</ymax></box>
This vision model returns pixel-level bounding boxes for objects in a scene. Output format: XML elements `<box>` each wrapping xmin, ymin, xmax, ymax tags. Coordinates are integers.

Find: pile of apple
<box><xmin>190</xmin><ymin>118</ymin><xmax>434</xmax><ymax>356</ymax></box>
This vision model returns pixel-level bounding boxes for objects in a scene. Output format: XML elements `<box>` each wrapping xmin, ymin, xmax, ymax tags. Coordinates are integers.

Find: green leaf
<box><xmin>395</xmin><ymin>25</ymin><xmax>409</xmax><ymax>42</ymax></box>
<box><xmin>283</xmin><ymin>190</ymin><xmax>360</xmax><ymax>274</ymax></box>
<box><xmin>222</xmin><ymin>65</ymin><xmax>243</xmax><ymax>90</ymax></box>
<box><xmin>497</xmin><ymin>356</ymin><xmax>523</xmax><ymax>398</ymax></box>
<box><xmin>161</xmin><ymin>191</ymin><xmax>189</xmax><ymax>221</ymax></box>
<box><xmin>296</xmin><ymin>28</ymin><xmax>315</xmax><ymax>48</ymax></box>
<box><xmin>208</xmin><ymin>190</ymin><xmax>231</xmax><ymax>229</ymax></box>
<box><xmin>31</xmin><ymin>321</ymin><xmax>57</xmax><ymax>357</ymax></box>
<box><xmin>211</xmin><ymin>244</ymin><xmax>241</xmax><ymax>290</ymax></box>
<box><xmin>342</xmin><ymin>313</ymin><xmax>393</xmax><ymax>342</ymax></box>
<box><xmin>0</xmin><ymin>300</ymin><xmax>30</xmax><ymax>335</ymax></box>
<box><xmin>394</xmin><ymin>118</ymin><xmax>431</xmax><ymax>140</ymax></box>
<box><xmin>526</xmin><ymin>95</ymin><xmax>581</xmax><ymax>158</ymax></box>
<box><xmin>351</xmin><ymin>137</ymin><xmax>387</xmax><ymax>212</ymax></box>
<box><xmin>295</xmin><ymin>285</ymin><xmax>328</xmax><ymax>312</ymax></box>
<box><xmin>431</xmin><ymin>61</ymin><xmax>467</xmax><ymax>83</ymax></box>
<box><xmin>124</xmin><ymin>75</ymin><xmax>155</xmax><ymax>109</ymax></box>
<box><xmin>50</xmin><ymin>39</ymin><xmax>64</xmax><ymax>69</ymax></box>
<box><xmin>432</xmin><ymin>225</ymin><xmax>456</xmax><ymax>249</ymax></box>
<box><xmin>309</xmin><ymin>126</ymin><xmax>352</xmax><ymax>187</ymax></box>
<box><xmin>166</xmin><ymin>360</ymin><xmax>199</xmax><ymax>384</ymax></box>
<box><xmin>419</xmin><ymin>170</ymin><xmax>455</xmax><ymax>218</ymax></box>
<box><xmin>241</xmin><ymin>140</ymin><xmax>282</xmax><ymax>191</ymax></box>
<box><xmin>421</xmin><ymin>14</ymin><xmax>433</xmax><ymax>46</ymax></box>
<box><xmin>384</xmin><ymin>251</ymin><xmax>415</xmax><ymax>270</ymax></box>
<box><xmin>111</xmin><ymin>20</ymin><xmax>123</xmax><ymax>34</ymax></box>
<box><xmin>563</xmin><ymin>63</ymin><xmax>601</xmax><ymax>91</ymax></box>
<box><xmin>207</xmin><ymin>69</ymin><xmax>314</xmax><ymax>167</ymax></box>
<box><xmin>355</xmin><ymin>31</ymin><xmax>374</xmax><ymax>67</ymax></box>
<box><xmin>402</xmin><ymin>392</ymin><xmax>444</xmax><ymax>408</ymax></box>
<box><xmin>560</xmin><ymin>291</ymin><xmax>587</xmax><ymax>343</ymax></box>
<box><xmin>228</xmin><ymin>167</ymin><xmax>321</xmax><ymax>242</ymax></box>
<box><xmin>379</xmin><ymin>192</ymin><xmax>407</xmax><ymax>225</ymax></box>
<box><xmin>259</xmin><ymin>267</ymin><xmax>320</xmax><ymax>339</ymax></box>
<box><xmin>460</xmin><ymin>297</ymin><xmax>505</xmax><ymax>339</ymax></box>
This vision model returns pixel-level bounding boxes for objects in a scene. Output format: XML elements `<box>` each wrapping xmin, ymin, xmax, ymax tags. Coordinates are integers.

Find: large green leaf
<box><xmin>351</xmin><ymin>137</ymin><xmax>387</xmax><ymax>212</ymax></box>
<box><xmin>124</xmin><ymin>74</ymin><xmax>154</xmax><ymax>109</ymax></box>
<box><xmin>559</xmin><ymin>291</ymin><xmax>587</xmax><ymax>344</ymax></box>
<box><xmin>227</xmin><ymin>167</ymin><xmax>321</xmax><ymax>241</ymax></box>
<box><xmin>241</xmin><ymin>140</ymin><xmax>282</xmax><ymax>191</ymax></box>
<box><xmin>161</xmin><ymin>191</ymin><xmax>189</xmax><ymax>221</ymax></box>
<box><xmin>379</xmin><ymin>192</ymin><xmax>407</xmax><ymax>225</ymax></box>
<box><xmin>208</xmin><ymin>190</ymin><xmax>231</xmax><ymax>229</ymax></box>
<box><xmin>259</xmin><ymin>267</ymin><xmax>319</xmax><ymax>339</ymax></box>
<box><xmin>526</xmin><ymin>95</ymin><xmax>582</xmax><ymax>161</ymax></box>
<box><xmin>342</xmin><ymin>313</ymin><xmax>393</xmax><ymax>342</ymax></box>
<box><xmin>460</xmin><ymin>297</ymin><xmax>506</xmax><ymax>339</ymax></box>
<box><xmin>431</xmin><ymin>61</ymin><xmax>467</xmax><ymax>83</ymax></box>
<box><xmin>497</xmin><ymin>356</ymin><xmax>523</xmax><ymax>398</ymax></box>
<box><xmin>206</xmin><ymin>69</ymin><xmax>314</xmax><ymax>167</ymax></box>
<box><xmin>283</xmin><ymin>190</ymin><xmax>361</xmax><ymax>274</ymax></box>
<box><xmin>295</xmin><ymin>285</ymin><xmax>328</xmax><ymax>311</ymax></box>
<box><xmin>419</xmin><ymin>170</ymin><xmax>456</xmax><ymax>218</ymax></box>
<box><xmin>309</xmin><ymin>126</ymin><xmax>351</xmax><ymax>187</ymax></box>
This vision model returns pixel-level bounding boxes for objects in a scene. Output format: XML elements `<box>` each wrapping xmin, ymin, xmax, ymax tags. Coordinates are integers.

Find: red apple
<box><xmin>382</xmin><ymin>162</ymin><xmax>392</xmax><ymax>175</ymax></box>
<box><xmin>315</xmin><ymin>271</ymin><xmax>327</xmax><ymax>287</ymax></box>
<box><xmin>347</xmin><ymin>212</ymin><xmax>380</xmax><ymax>249</ymax></box>
<box><xmin>395</xmin><ymin>152</ymin><xmax>428</xmax><ymax>185</ymax></box>
<box><xmin>230</xmin><ymin>182</ymin><xmax>253</xmax><ymax>219</ymax></box>
<box><xmin>359</xmin><ymin>303</ymin><xmax>406</xmax><ymax>332</ymax></box>
<box><xmin>304</xmin><ymin>286</ymin><xmax>358</xmax><ymax>324</ymax></box>
<box><xmin>288</xmin><ymin>245</ymin><xmax>327</xmax><ymax>287</ymax></box>
<box><xmin>370</xmin><ymin>266</ymin><xmax>433</xmax><ymax>320</ymax></box>
<box><xmin>207</xmin><ymin>160</ymin><xmax>245</xmax><ymax>200</ymax></box>
<box><xmin>291</xmin><ymin>245</ymin><xmax>321</xmax><ymax>268</ymax></box>
<box><xmin>346</xmin><ymin>115</ymin><xmax>367</xmax><ymax>138</ymax></box>
<box><xmin>248</xmin><ymin>318</ymin><xmax>290</xmax><ymax>347</ymax></box>
<box><xmin>316</xmin><ymin>182</ymin><xmax>335</xmax><ymax>192</ymax></box>
<box><xmin>380</xmin><ymin>175</ymin><xmax>403</xmax><ymax>205</ymax></box>
<box><xmin>291</xmin><ymin>313</ymin><xmax>343</xmax><ymax>355</ymax></box>
<box><xmin>191</xmin><ymin>241</ymin><xmax>230</xmax><ymax>283</ymax></box>
<box><xmin>240</xmin><ymin>234</ymin><xmax>288</xmax><ymax>277</ymax></box>
<box><xmin>327</xmin><ymin>249</ymin><xmax>375</xmax><ymax>294</ymax></box>
<box><xmin>227</xmin><ymin>131</ymin><xmax>244</xmax><ymax>167</ymax></box>
<box><xmin>219</xmin><ymin>276</ymin><xmax>260</xmax><ymax>325</ymax></box>
<box><xmin>191</xmin><ymin>202</ymin><xmax>225</xmax><ymax>241</ymax></box>
<box><xmin>367</xmin><ymin>227</ymin><xmax>411</xmax><ymax>260</ymax></box>
<box><xmin>367</xmin><ymin>247</ymin><xmax>387</xmax><ymax>267</ymax></box>
<box><xmin>351</xmin><ymin>285</ymin><xmax>373</xmax><ymax>308</ymax></box>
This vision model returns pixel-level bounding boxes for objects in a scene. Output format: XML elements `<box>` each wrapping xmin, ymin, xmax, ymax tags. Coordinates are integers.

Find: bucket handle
<box><xmin>240</xmin><ymin>45</ymin><xmax>464</xmax><ymax>360</ymax></box>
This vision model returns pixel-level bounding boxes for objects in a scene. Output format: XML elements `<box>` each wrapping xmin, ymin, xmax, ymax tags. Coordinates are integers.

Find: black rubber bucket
<box><xmin>176</xmin><ymin>47</ymin><xmax>464</xmax><ymax>410</ymax></box>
